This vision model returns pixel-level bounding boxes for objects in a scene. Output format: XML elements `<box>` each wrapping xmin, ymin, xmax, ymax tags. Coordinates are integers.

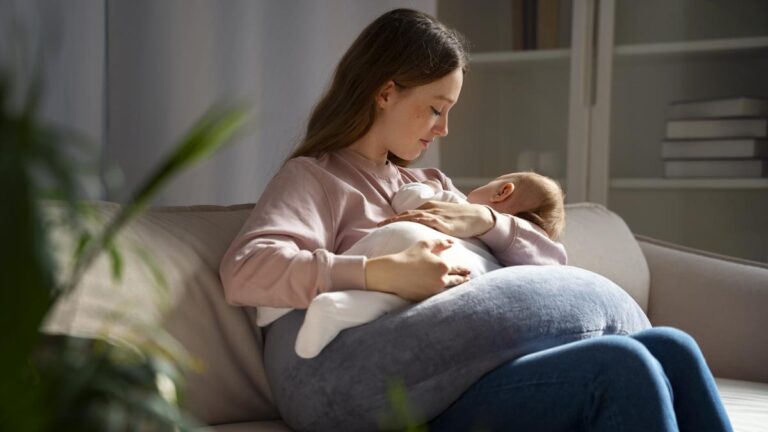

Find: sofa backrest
<box><xmin>561</xmin><ymin>202</ymin><xmax>650</xmax><ymax>311</ymax></box>
<box><xmin>42</xmin><ymin>200</ymin><xmax>650</xmax><ymax>426</ymax></box>
<box><xmin>43</xmin><ymin>202</ymin><xmax>279</xmax><ymax>426</ymax></box>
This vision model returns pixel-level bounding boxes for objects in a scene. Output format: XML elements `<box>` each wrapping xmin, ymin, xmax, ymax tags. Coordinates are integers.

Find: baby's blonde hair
<box><xmin>504</xmin><ymin>172</ymin><xmax>565</xmax><ymax>240</ymax></box>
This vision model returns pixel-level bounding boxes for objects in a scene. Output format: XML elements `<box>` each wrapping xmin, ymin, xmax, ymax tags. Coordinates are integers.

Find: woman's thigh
<box><xmin>428</xmin><ymin>335</ymin><xmax>677</xmax><ymax>432</ymax></box>
<box><xmin>263</xmin><ymin>266</ymin><xmax>649</xmax><ymax>431</ymax></box>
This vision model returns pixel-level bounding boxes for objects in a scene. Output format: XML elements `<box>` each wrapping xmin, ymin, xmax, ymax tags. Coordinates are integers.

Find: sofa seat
<box><xmin>716</xmin><ymin>378</ymin><xmax>768</xmax><ymax>432</ymax></box>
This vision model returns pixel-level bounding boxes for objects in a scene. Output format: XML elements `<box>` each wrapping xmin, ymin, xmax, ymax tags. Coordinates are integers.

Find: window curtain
<box><xmin>2</xmin><ymin>0</ymin><xmax>438</xmax><ymax>205</ymax></box>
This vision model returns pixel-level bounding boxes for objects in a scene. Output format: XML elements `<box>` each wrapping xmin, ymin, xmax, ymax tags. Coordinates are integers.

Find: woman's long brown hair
<box><xmin>285</xmin><ymin>8</ymin><xmax>469</xmax><ymax>167</ymax></box>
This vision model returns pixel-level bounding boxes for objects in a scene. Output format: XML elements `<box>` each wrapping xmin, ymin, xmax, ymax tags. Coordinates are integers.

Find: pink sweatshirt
<box><xmin>219</xmin><ymin>148</ymin><xmax>567</xmax><ymax>309</ymax></box>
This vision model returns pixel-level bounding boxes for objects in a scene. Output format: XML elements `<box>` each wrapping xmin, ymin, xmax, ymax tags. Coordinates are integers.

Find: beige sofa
<box><xmin>44</xmin><ymin>202</ymin><xmax>768</xmax><ymax>431</ymax></box>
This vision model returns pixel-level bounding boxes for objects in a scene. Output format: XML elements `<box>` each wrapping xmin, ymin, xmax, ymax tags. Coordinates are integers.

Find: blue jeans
<box><xmin>427</xmin><ymin>327</ymin><xmax>732</xmax><ymax>432</ymax></box>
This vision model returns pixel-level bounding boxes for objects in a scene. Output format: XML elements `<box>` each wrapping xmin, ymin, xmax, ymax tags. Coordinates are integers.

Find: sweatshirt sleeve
<box><xmin>477</xmin><ymin>207</ymin><xmax>568</xmax><ymax>266</ymax></box>
<box><xmin>433</xmin><ymin>169</ymin><xmax>567</xmax><ymax>266</ymax></box>
<box><xmin>219</xmin><ymin>160</ymin><xmax>366</xmax><ymax>309</ymax></box>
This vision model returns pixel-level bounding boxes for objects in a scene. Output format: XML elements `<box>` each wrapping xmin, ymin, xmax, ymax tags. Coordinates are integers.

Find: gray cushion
<box><xmin>263</xmin><ymin>265</ymin><xmax>651</xmax><ymax>431</ymax></box>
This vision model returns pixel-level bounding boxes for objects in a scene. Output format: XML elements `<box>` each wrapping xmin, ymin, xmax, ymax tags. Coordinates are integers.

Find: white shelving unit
<box><xmin>457</xmin><ymin>177</ymin><xmax>768</xmax><ymax>191</ymax></box>
<box><xmin>438</xmin><ymin>0</ymin><xmax>768</xmax><ymax>262</ymax></box>
<box><xmin>471</xmin><ymin>49</ymin><xmax>570</xmax><ymax>65</ymax></box>
<box><xmin>606</xmin><ymin>1</ymin><xmax>768</xmax><ymax>262</ymax></box>
<box><xmin>611</xmin><ymin>178</ymin><xmax>768</xmax><ymax>190</ymax></box>
<box><xmin>615</xmin><ymin>35</ymin><xmax>768</xmax><ymax>58</ymax></box>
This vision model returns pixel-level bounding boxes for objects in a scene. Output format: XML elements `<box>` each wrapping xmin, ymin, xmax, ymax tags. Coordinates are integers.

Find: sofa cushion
<box><xmin>561</xmin><ymin>203</ymin><xmax>650</xmax><ymax>311</ymax></box>
<box><xmin>42</xmin><ymin>202</ymin><xmax>279</xmax><ymax>426</ymax></box>
<box><xmin>715</xmin><ymin>378</ymin><xmax>768</xmax><ymax>432</ymax></box>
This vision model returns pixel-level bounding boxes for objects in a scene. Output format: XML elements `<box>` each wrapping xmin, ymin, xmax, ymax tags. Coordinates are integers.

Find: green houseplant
<box><xmin>0</xmin><ymin>65</ymin><xmax>248</xmax><ymax>431</ymax></box>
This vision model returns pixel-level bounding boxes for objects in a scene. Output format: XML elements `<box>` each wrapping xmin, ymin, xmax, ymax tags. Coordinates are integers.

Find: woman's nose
<box><xmin>433</xmin><ymin>116</ymin><xmax>448</xmax><ymax>136</ymax></box>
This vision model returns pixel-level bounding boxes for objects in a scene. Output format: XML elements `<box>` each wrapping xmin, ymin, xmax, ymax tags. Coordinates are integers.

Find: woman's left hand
<box><xmin>378</xmin><ymin>201</ymin><xmax>496</xmax><ymax>238</ymax></box>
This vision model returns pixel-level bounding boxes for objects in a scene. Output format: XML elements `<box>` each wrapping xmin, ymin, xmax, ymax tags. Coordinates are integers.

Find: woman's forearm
<box><xmin>220</xmin><ymin>236</ymin><xmax>366</xmax><ymax>308</ymax></box>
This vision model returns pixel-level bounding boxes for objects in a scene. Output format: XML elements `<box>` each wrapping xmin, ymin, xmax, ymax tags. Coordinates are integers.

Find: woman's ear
<box><xmin>490</xmin><ymin>182</ymin><xmax>515</xmax><ymax>203</ymax></box>
<box><xmin>376</xmin><ymin>80</ymin><xmax>398</xmax><ymax>108</ymax></box>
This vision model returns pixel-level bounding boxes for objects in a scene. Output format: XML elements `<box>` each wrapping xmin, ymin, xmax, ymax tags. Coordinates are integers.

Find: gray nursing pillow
<box><xmin>263</xmin><ymin>265</ymin><xmax>651</xmax><ymax>431</ymax></box>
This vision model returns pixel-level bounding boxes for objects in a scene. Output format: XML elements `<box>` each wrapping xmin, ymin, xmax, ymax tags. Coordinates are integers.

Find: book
<box><xmin>512</xmin><ymin>0</ymin><xmax>524</xmax><ymax>51</ymax></box>
<box><xmin>667</xmin><ymin>97</ymin><xmax>768</xmax><ymax>119</ymax></box>
<box><xmin>536</xmin><ymin>0</ymin><xmax>559</xmax><ymax>49</ymax></box>
<box><xmin>665</xmin><ymin>118</ymin><xmax>768</xmax><ymax>139</ymax></box>
<box><xmin>661</xmin><ymin>139</ymin><xmax>768</xmax><ymax>159</ymax></box>
<box><xmin>523</xmin><ymin>0</ymin><xmax>537</xmax><ymax>50</ymax></box>
<box><xmin>664</xmin><ymin>159</ymin><xmax>768</xmax><ymax>178</ymax></box>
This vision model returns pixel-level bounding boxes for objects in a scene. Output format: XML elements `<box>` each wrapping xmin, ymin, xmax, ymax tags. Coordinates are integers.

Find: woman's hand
<box><xmin>378</xmin><ymin>201</ymin><xmax>495</xmax><ymax>238</ymax></box>
<box><xmin>364</xmin><ymin>239</ymin><xmax>471</xmax><ymax>301</ymax></box>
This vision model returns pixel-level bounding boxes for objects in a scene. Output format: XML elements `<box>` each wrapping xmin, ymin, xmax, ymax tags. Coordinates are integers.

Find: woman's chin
<box><xmin>392</xmin><ymin>151</ymin><xmax>421</xmax><ymax>162</ymax></box>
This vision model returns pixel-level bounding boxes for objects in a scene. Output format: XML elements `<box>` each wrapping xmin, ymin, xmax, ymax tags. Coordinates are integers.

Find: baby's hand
<box><xmin>421</xmin><ymin>179</ymin><xmax>443</xmax><ymax>193</ymax></box>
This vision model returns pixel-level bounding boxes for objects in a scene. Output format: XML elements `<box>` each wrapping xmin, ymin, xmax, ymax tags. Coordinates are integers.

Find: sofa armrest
<box><xmin>637</xmin><ymin>235</ymin><xmax>768</xmax><ymax>383</ymax></box>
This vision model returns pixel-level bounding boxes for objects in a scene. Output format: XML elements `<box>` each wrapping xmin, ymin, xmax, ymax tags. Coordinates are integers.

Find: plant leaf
<box><xmin>107</xmin><ymin>242</ymin><xmax>123</xmax><ymax>283</ymax></box>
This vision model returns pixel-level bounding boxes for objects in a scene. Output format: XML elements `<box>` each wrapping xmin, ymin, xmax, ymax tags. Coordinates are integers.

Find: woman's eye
<box><xmin>431</xmin><ymin>107</ymin><xmax>442</xmax><ymax>117</ymax></box>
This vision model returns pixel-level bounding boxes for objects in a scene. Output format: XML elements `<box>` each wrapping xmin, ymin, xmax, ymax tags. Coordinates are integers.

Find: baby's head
<box><xmin>467</xmin><ymin>172</ymin><xmax>565</xmax><ymax>239</ymax></box>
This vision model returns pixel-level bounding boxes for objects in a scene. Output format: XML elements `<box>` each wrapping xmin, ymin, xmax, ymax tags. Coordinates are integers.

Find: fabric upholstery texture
<box><xmin>638</xmin><ymin>237</ymin><xmax>768</xmax><ymax>384</ymax></box>
<box><xmin>560</xmin><ymin>203</ymin><xmax>650</xmax><ymax>311</ymax></box>
<box><xmin>42</xmin><ymin>202</ymin><xmax>280</xmax><ymax>425</ymax></box>
<box><xmin>715</xmin><ymin>378</ymin><xmax>768</xmax><ymax>432</ymax></box>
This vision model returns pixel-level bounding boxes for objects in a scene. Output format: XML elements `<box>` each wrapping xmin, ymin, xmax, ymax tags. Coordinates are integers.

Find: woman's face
<box><xmin>375</xmin><ymin>68</ymin><xmax>463</xmax><ymax>161</ymax></box>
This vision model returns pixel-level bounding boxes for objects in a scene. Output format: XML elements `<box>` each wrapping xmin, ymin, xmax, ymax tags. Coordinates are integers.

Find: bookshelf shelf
<box><xmin>615</xmin><ymin>36</ymin><xmax>768</xmax><ymax>59</ymax></box>
<box><xmin>467</xmin><ymin>36</ymin><xmax>768</xmax><ymax>67</ymax></box>
<box><xmin>470</xmin><ymin>49</ymin><xmax>570</xmax><ymax>67</ymax></box>
<box><xmin>455</xmin><ymin>177</ymin><xmax>768</xmax><ymax>192</ymax></box>
<box><xmin>452</xmin><ymin>177</ymin><xmax>569</xmax><ymax>192</ymax></box>
<box><xmin>610</xmin><ymin>177</ymin><xmax>768</xmax><ymax>190</ymax></box>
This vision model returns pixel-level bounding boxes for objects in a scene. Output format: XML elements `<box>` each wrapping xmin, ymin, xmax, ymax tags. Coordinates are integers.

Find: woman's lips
<box><xmin>420</xmin><ymin>139</ymin><xmax>432</xmax><ymax>148</ymax></box>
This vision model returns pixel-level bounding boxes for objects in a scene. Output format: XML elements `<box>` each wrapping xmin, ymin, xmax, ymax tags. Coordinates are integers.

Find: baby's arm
<box><xmin>391</xmin><ymin>183</ymin><xmax>439</xmax><ymax>213</ymax></box>
<box><xmin>392</xmin><ymin>181</ymin><xmax>468</xmax><ymax>213</ymax></box>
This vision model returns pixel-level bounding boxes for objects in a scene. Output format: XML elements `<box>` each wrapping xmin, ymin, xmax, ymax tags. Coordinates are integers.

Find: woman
<box><xmin>219</xmin><ymin>8</ymin><xmax>732</xmax><ymax>432</ymax></box>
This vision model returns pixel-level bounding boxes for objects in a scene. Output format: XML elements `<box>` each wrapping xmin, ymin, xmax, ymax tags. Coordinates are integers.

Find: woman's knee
<box><xmin>632</xmin><ymin>327</ymin><xmax>701</xmax><ymax>360</ymax></box>
<box><xmin>590</xmin><ymin>336</ymin><xmax>660</xmax><ymax>371</ymax></box>
<box><xmin>589</xmin><ymin>336</ymin><xmax>673</xmax><ymax>394</ymax></box>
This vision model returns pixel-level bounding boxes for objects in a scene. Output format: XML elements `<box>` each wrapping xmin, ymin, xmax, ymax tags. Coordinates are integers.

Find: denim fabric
<box><xmin>428</xmin><ymin>327</ymin><xmax>733</xmax><ymax>432</ymax></box>
<box><xmin>263</xmin><ymin>266</ymin><xmax>651</xmax><ymax>431</ymax></box>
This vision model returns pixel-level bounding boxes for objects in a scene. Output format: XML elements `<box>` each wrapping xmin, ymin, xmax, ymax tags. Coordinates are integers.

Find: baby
<box><xmin>393</xmin><ymin>171</ymin><xmax>565</xmax><ymax>240</ymax></box>
<box><xmin>258</xmin><ymin>171</ymin><xmax>565</xmax><ymax>358</ymax></box>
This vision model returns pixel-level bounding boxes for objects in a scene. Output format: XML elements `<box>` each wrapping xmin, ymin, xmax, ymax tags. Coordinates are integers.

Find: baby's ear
<box><xmin>491</xmin><ymin>182</ymin><xmax>515</xmax><ymax>203</ymax></box>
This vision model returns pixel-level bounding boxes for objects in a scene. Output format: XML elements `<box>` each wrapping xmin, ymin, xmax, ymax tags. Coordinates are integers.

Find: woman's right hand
<box><xmin>364</xmin><ymin>239</ymin><xmax>471</xmax><ymax>301</ymax></box>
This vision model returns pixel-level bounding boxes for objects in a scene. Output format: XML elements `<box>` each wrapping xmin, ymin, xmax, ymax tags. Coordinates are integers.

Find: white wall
<box><xmin>1</xmin><ymin>0</ymin><xmax>105</xmax><ymax>199</ymax></box>
<box><xmin>105</xmin><ymin>0</ymin><xmax>437</xmax><ymax>206</ymax></box>
<box><xmin>2</xmin><ymin>0</ymin><xmax>438</xmax><ymax>205</ymax></box>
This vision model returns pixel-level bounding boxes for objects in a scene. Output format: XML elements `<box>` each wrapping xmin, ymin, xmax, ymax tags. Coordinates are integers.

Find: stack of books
<box><xmin>512</xmin><ymin>0</ymin><xmax>560</xmax><ymax>50</ymax></box>
<box><xmin>661</xmin><ymin>97</ymin><xmax>768</xmax><ymax>178</ymax></box>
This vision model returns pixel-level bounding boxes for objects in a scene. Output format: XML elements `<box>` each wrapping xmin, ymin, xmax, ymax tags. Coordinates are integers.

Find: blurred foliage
<box><xmin>381</xmin><ymin>378</ymin><xmax>428</xmax><ymax>432</ymax></box>
<box><xmin>0</xmin><ymin>64</ymin><xmax>248</xmax><ymax>431</ymax></box>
